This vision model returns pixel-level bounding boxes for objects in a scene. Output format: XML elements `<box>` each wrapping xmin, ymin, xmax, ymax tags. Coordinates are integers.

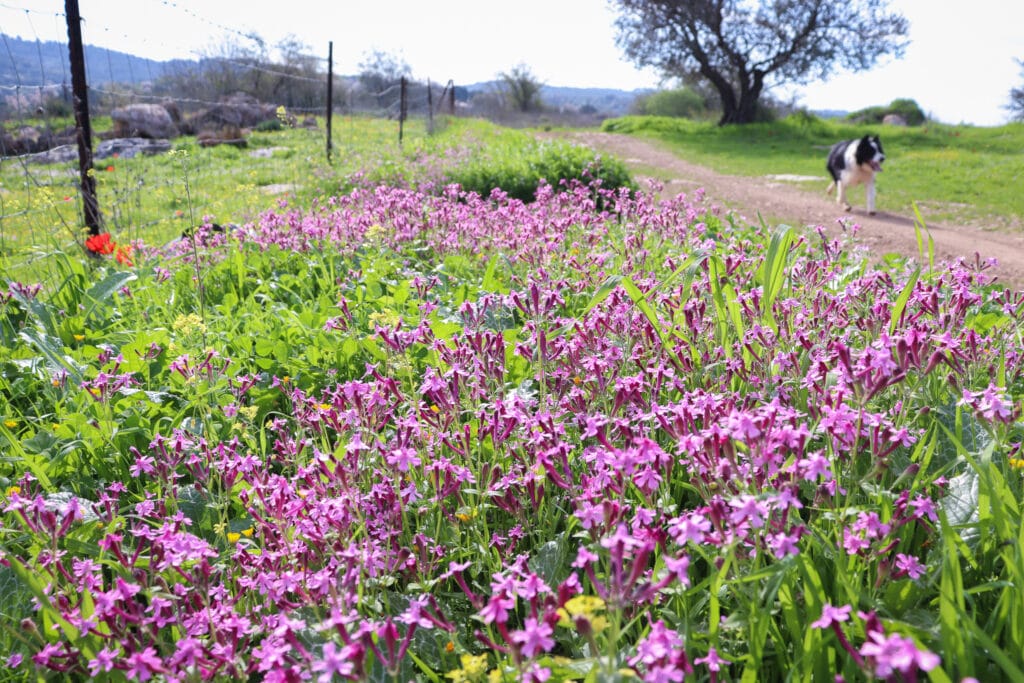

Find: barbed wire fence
<box><xmin>0</xmin><ymin>0</ymin><xmax>457</xmax><ymax>275</ymax></box>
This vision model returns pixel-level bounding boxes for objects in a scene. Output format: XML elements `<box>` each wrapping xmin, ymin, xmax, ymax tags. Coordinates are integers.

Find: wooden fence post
<box><xmin>398</xmin><ymin>76</ymin><xmax>407</xmax><ymax>144</ymax></box>
<box><xmin>427</xmin><ymin>78</ymin><xmax>434</xmax><ymax>134</ymax></box>
<box><xmin>326</xmin><ymin>41</ymin><xmax>333</xmax><ymax>163</ymax></box>
<box><xmin>64</xmin><ymin>0</ymin><xmax>102</xmax><ymax>237</ymax></box>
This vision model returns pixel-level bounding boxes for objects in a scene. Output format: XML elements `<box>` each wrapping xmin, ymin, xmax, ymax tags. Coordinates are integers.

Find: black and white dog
<box><xmin>825</xmin><ymin>135</ymin><xmax>885</xmax><ymax>214</ymax></box>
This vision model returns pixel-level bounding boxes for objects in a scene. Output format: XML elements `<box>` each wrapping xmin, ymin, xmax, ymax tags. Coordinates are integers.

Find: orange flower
<box><xmin>85</xmin><ymin>232</ymin><xmax>116</xmax><ymax>255</ymax></box>
<box><xmin>106</xmin><ymin>165</ymin><xmax>115</xmax><ymax>172</ymax></box>
<box><xmin>115</xmin><ymin>245</ymin><xmax>133</xmax><ymax>266</ymax></box>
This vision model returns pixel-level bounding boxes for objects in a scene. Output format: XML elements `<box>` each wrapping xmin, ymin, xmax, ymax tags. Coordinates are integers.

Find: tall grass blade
<box><xmin>911</xmin><ymin>202</ymin><xmax>935</xmax><ymax>273</ymax></box>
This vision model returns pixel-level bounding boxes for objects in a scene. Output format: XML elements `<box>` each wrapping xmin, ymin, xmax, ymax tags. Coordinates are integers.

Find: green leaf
<box><xmin>18</xmin><ymin>328</ymin><xmax>86</xmax><ymax>386</ymax></box>
<box><xmin>888</xmin><ymin>267</ymin><xmax>920</xmax><ymax>335</ymax></box>
<box><xmin>84</xmin><ymin>270</ymin><xmax>136</xmax><ymax>317</ymax></box>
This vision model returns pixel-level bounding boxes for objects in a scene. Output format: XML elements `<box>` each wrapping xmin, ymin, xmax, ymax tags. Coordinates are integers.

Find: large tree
<box><xmin>498</xmin><ymin>64</ymin><xmax>545</xmax><ymax>113</ymax></box>
<box><xmin>1010</xmin><ymin>59</ymin><xmax>1024</xmax><ymax>122</ymax></box>
<box><xmin>612</xmin><ymin>0</ymin><xmax>910</xmax><ymax>125</ymax></box>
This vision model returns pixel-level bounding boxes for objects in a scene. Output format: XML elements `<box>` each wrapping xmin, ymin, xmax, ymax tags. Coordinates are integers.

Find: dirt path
<box><xmin>556</xmin><ymin>131</ymin><xmax>1024</xmax><ymax>290</ymax></box>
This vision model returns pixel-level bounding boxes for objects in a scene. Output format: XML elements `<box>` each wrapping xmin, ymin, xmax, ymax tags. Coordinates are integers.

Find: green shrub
<box><xmin>447</xmin><ymin>137</ymin><xmax>634</xmax><ymax>202</ymax></box>
<box><xmin>846</xmin><ymin>98</ymin><xmax>926</xmax><ymax>126</ymax></box>
<box><xmin>631</xmin><ymin>88</ymin><xmax>708</xmax><ymax>119</ymax></box>
<box><xmin>255</xmin><ymin>118</ymin><xmax>285</xmax><ymax>132</ymax></box>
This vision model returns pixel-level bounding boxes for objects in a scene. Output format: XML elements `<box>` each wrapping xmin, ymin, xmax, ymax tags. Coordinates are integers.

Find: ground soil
<box><xmin>554</xmin><ymin>131</ymin><xmax>1024</xmax><ymax>290</ymax></box>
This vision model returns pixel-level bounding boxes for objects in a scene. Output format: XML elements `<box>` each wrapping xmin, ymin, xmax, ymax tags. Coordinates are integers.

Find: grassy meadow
<box><xmin>1</xmin><ymin>114</ymin><xmax>1023</xmax><ymax>682</ymax></box>
<box><xmin>602</xmin><ymin>115</ymin><xmax>1024</xmax><ymax>231</ymax></box>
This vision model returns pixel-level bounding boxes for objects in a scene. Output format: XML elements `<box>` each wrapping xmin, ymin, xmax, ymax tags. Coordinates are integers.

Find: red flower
<box><xmin>85</xmin><ymin>233</ymin><xmax>116</xmax><ymax>255</ymax></box>
<box><xmin>106</xmin><ymin>165</ymin><xmax>115</xmax><ymax>172</ymax></box>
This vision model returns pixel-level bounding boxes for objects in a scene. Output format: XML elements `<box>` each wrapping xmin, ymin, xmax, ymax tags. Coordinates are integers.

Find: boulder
<box><xmin>23</xmin><ymin>144</ymin><xmax>77</xmax><ymax>164</ymax></box>
<box><xmin>882</xmin><ymin>113</ymin><xmax>908</xmax><ymax>126</ymax></box>
<box><xmin>96</xmin><ymin>137</ymin><xmax>172</xmax><ymax>159</ymax></box>
<box><xmin>111</xmin><ymin>103</ymin><xmax>179</xmax><ymax>139</ymax></box>
<box><xmin>182</xmin><ymin>93</ymin><xmax>278</xmax><ymax>134</ymax></box>
<box><xmin>197</xmin><ymin>125</ymin><xmax>247</xmax><ymax>148</ymax></box>
<box><xmin>1</xmin><ymin>125</ymin><xmax>75</xmax><ymax>156</ymax></box>
<box><xmin>24</xmin><ymin>138</ymin><xmax>171</xmax><ymax>164</ymax></box>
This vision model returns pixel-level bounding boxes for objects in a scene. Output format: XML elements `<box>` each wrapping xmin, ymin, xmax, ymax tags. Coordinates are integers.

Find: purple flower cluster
<box><xmin>3</xmin><ymin>179</ymin><xmax>1019</xmax><ymax>680</ymax></box>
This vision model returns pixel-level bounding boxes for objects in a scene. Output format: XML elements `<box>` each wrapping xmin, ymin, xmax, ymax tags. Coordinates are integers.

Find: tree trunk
<box><xmin>716</xmin><ymin>77</ymin><xmax>763</xmax><ymax>125</ymax></box>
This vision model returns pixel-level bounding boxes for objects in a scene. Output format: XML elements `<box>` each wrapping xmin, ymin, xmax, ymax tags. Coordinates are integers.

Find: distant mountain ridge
<box><xmin>1</xmin><ymin>33</ymin><xmax>647</xmax><ymax>117</ymax></box>
<box><xmin>0</xmin><ymin>33</ymin><xmax>190</xmax><ymax>87</ymax></box>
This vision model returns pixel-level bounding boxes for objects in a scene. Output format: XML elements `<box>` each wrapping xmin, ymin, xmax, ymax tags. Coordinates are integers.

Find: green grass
<box><xmin>601</xmin><ymin>115</ymin><xmax>1024</xmax><ymax>230</ymax></box>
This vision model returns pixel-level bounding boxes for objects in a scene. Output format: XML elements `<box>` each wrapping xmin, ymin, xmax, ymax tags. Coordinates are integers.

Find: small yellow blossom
<box><xmin>172</xmin><ymin>313</ymin><xmax>206</xmax><ymax>336</ymax></box>
<box><xmin>3</xmin><ymin>419</ymin><xmax>17</xmax><ymax>429</ymax></box>
<box><xmin>446</xmin><ymin>654</ymin><xmax>489</xmax><ymax>682</ymax></box>
<box><xmin>73</xmin><ymin>334</ymin><xmax>85</xmax><ymax>342</ymax></box>
<box><xmin>4</xmin><ymin>486</ymin><xmax>21</xmax><ymax>498</ymax></box>
<box><xmin>226</xmin><ymin>532</ymin><xmax>241</xmax><ymax>543</ymax></box>
<box><xmin>557</xmin><ymin>594</ymin><xmax>608</xmax><ymax>633</ymax></box>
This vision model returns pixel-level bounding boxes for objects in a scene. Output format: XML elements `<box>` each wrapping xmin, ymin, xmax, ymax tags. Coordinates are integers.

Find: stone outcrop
<box><xmin>24</xmin><ymin>138</ymin><xmax>172</xmax><ymax>164</ymax></box>
<box><xmin>181</xmin><ymin>93</ymin><xmax>278</xmax><ymax>134</ymax></box>
<box><xmin>1</xmin><ymin>125</ymin><xmax>76</xmax><ymax>156</ymax></box>
<box><xmin>111</xmin><ymin>103</ymin><xmax>180</xmax><ymax>139</ymax></box>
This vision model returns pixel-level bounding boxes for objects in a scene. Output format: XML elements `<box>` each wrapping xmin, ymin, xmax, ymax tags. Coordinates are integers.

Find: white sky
<box><xmin>1</xmin><ymin>0</ymin><xmax>1022</xmax><ymax>125</ymax></box>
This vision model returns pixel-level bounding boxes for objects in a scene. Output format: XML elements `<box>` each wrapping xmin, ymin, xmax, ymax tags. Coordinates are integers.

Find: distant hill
<box><xmin>0</xmin><ymin>33</ymin><xmax>190</xmax><ymax>87</ymax></box>
<box><xmin>463</xmin><ymin>82</ymin><xmax>649</xmax><ymax>118</ymax></box>
<box><xmin>0</xmin><ymin>33</ymin><xmax>647</xmax><ymax>118</ymax></box>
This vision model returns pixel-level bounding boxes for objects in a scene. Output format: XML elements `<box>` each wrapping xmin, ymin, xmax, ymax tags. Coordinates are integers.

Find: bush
<box><xmin>447</xmin><ymin>139</ymin><xmax>634</xmax><ymax>202</ymax></box>
<box><xmin>255</xmin><ymin>118</ymin><xmax>285</xmax><ymax>132</ymax></box>
<box><xmin>846</xmin><ymin>98</ymin><xmax>926</xmax><ymax>126</ymax></box>
<box><xmin>631</xmin><ymin>88</ymin><xmax>708</xmax><ymax>119</ymax></box>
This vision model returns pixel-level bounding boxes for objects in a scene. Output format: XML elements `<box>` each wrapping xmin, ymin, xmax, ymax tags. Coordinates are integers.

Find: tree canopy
<box><xmin>612</xmin><ymin>0</ymin><xmax>910</xmax><ymax>125</ymax></box>
<box><xmin>1010</xmin><ymin>59</ymin><xmax>1024</xmax><ymax>122</ymax></box>
<box><xmin>498</xmin><ymin>64</ymin><xmax>545</xmax><ymax>113</ymax></box>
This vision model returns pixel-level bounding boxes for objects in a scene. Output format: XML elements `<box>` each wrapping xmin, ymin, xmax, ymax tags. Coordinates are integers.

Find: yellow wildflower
<box><xmin>226</xmin><ymin>532</ymin><xmax>241</xmax><ymax>544</ymax></box>
<box><xmin>3</xmin><ymin>419</ymin><xmax>17</xmax><ymax>429</ymax></box>
<box><xmin>557</xmin><ymin>594</ymin><xmax>608</xmax><ymax>633</ymax></box>
<box><xmin>445</xmin><ymin>654</ymin><xmax>489</xmax><ymax>682</ymax></box>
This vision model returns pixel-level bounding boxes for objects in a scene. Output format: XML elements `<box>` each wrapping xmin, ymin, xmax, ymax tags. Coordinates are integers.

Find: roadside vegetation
<box><xmin>2</xmin><ymin>108</ymin><xmax>1024</xmax><ymax>681</ymax></box>
<box><xmin>0</xmin><ymin>116</ymin><xmax>631</xmax><ymax>282</ymax></box>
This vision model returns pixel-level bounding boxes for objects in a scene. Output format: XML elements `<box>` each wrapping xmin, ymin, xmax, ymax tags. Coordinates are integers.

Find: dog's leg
<box><xmin>825</xmin><ymin>181</ymin><xmax>836</xmax><ymax>196</ymax></box>
<box><xmin>836</xmin><ymin>182</ymin><xmax>852</xmax><ymax>212</ymax></box>
<box><xmin>866</xmin><ymin>178</ymin><xmax>876</xmax><ymax>215</ymax></box>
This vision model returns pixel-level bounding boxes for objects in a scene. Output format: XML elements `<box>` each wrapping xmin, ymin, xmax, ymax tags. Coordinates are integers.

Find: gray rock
<box><xmin>111</xmin><ymin>103</ymin><xmax>179</xmax><ymax>139</ymax></box>
<box><xmin>24</xmin><ymin>137</ymin><xmax>171</xmax><ymax>164</ymax></box>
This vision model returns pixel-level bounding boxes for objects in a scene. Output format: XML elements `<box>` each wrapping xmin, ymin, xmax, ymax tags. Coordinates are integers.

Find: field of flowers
<box><xmin>2</xmin><ymin>167</ymin><xmax>1024</xmax><ymax>681</ymax></box>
